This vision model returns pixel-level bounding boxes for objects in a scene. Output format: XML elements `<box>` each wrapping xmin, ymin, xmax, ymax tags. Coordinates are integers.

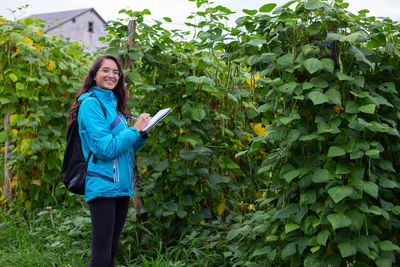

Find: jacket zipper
<box><xmin>113</xmin><ymin>159</ymin><xmax>117</xmax><ymax>183</ymax></box>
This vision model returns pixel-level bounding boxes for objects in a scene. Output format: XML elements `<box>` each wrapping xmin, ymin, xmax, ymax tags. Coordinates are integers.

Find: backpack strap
<box><xmin>91</xmin><ymin>95</ymin><xmax>107</xmax><ymax>118</ymax></box>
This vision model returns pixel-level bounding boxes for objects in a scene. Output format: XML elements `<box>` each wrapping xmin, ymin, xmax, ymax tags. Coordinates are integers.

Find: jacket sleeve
<box><xmin>79</xmin><ymin>98</ymin><xmax>142</xmax><ymax>160</ymax></box>
<box><xmin>133</xmin><ymin>132</ymin><xmax>148</xmax><ymax>153</ymax></box>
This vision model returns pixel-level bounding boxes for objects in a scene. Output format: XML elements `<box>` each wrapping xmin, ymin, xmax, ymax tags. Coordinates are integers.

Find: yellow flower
<box><xmin>200</xmin><ymin>220</ymin><xmax>206</xmax><ymax>225</ymax></box>
<box><xmin>31</xmin><ymin>180</ymin><xmax>41</xmax><ymax>186</ymax></box>
<box><xmin>246</xmin><ymin>73</ymin><xmax>262</xmax><ymax>88</ymax></box>
<box><xmin>35</xmin><ymin>30</ymin><xmax>43</xmax><ymax>35</ymax></box>
<box><xmin>240</xmin><ymin>132</ymin><xmax>252</xmax><ymax>142</ymax></box>
<box><xmin>23</xmin><ymin>37</ymin><xmax>33</xmax><ymax>45</ymax></box>
<box><xmin>1</xmin><ymin>147</ymin><xmax>5</xmax><ymax>153</ymax></box>
<box><xmin>217</xmin><ymin>203</ymin><xmax>225</xmax><ymax>216</ymax></box>
<box><xmin>12</xmin><ymin>129</ymin><xmax>18</xmax><ymax>136</ymax></box>
<box><xmin>333</xmin><ymin>105</ymin><xmax>344</xmax><ymax>113</ymax></box>
<box><xmin>141</xmin><ymin>165</ymin><xmax>148</xmax><ymax>173</ymax></box>
<box><xmin>247</xmin><ymin>204</ymin><xmax>256</xmax><ymax>211</ymax></box>
<box><xmin>251</xmin><ymin>123</ymin><xmax>269</xmax><ymax>136</ymax></box>
<box><xmin>46</xmin><ymin>60</ymin><xmax>55</xmax><ymax>71</ymax></box>
<box><xmin>33</xmin><ymin>43</ymin><xmax>42</xmax><ymax>53</ymax></box>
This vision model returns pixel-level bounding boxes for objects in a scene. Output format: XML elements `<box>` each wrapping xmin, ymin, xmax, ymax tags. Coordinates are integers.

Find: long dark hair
<box><xmin>67</xmin><ymin>54</ymin><xmax>128</xmax><ymax>126</ymax></box>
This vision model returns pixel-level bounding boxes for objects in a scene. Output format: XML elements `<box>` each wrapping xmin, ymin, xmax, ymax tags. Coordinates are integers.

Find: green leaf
<box><xmin>191</xmin><ymin>105</ymin><xmax>206</xmax><ymax>122</ymax></box>
<box><xmin>277</xmin><ymin>54</ymin><xmax>293</xmax><ymax>67</ymax></box>
<box><xmin>226</xmin><ymin>225</ymin><xmax>250</xmax><ymax>241</ymax></box>
<box><xmin>376</xmin><ymin>258</ymin><xmax>393</xmax><ymax>267</ymax></box>
<box><xmin>336</xmin><ymin>71</ymin><xmax>353</xmax><ymax>81</ymax></box>
<box><xmin>300</xmin><ymin>190</ymin><xmax>316</xmax><ymax>205</ymax></box>
<box><xmin>304</xmin><ymin>1</ymin><xmax>325</xmax><ymax>10</ymax></box>
<box><xmin>10</xmin><ymin>32</ymin><xmax>23</xmax><ymax>43</ymax></box>
<box><xmin>325</xmin><ymin>88</ymin><xmax>342</xmax><ymax>105</ymax></box>
<box><xmin>278</xmin><ymin>82</ymin><xmax>297</xmax><ymax>94</ymax></box>
<box><xmin>320</xmin><ymin>58</ymin><xmax>335</xmax><ymax>73</ymax></box>
<box><xmin>242</xmin><ymin>9</ymin><xmax>257</xmax><ymax>15</ymax></box>
<box><xmin>278</xmin><ymin>113</ymin><xmax>300</xmax><ymax>125</ymax></box>
<box><xmin>338</xmin><ymin>243</ymin><xmax>357</xmax><ymax>257</ymax></box>
<box><xmin>327</xmin><ymin>146</ymin><xmax>345</xmax><ymax>157</ymax></box>
<box><xmin>353</xmin><ymin>236</ymin><xmax>372</xmax><ymax>258</ymax></box>
<box><xmin>274</xmin><ymin>203</ymin><xmax>299</xmax><ymax>219</ymax></box>
<box><xmin>352</xmin><ymin>75</ymin><xmax>365</xmax><ymax>87</ymax></box>
<box><xmin>316</xmin><ymin>229</ymin><xmax>330</xmax><ymax>246</ymax></box>
<box><xmin>310</xmin><ymin>77</ymin><xmax>328</xmax><ymax>88</ymax></box>
<box><xmin>346</xmin><ymin>209</ymin><xmax>364</xmax><ymax>232</ymax></box>
<box><xmin>281</xmin><ymin>242</ymin><xmax>296</xmax><ymax>259</ymax></box>
<box><xmin>0</xmin><ymin>132</ymin><xmax>10</xmax><ymax>142</ymax></box>
<box><xmin>328</xmin><ymin>185</ymin><xmax>353</xmax><ymax>203</ymax></box>
<box><xmin>379</xmin><ymin>178</ymin><xmax>399</xmax><ymax>189</ymax></box>
<box><xmin>345</xmin><ymin>101</ymin><xmax>360</xmax><ymax>114</ymax></box>
<box><xmin>312</xmin><ymin>169</ymin><xmax>330</xmax><ymax>183</ymax></box>
<box><xmin>235</xmin><ymin>150</ymin><xmax>248</xmax><ymax>159</ymax></box>
<box><xmin>246</xmin><ymin>39</ymin><xmax>266</xmax><ymax>46</ymax></box>
<box><xmin>285</xmin><ymin>223</ymin><xmax>300</xmax><ymax>234</ymax></box>
<box><xmin>259</xmin><ymin>3</ymin><xmax>277</xmax><ymax>12</ymax></box>
<box><xmin>350</xmin><ymin>151</ymin><xmax>364</xmax><ymax>159</ymax></box>
<box><xmin>358</xmin><ymin>104</ymin><xmax>376</xmax><ymax>114</ymax></box>
<box><xmin>303</xmin><ymin>58</ymin><xmax>324</xmax><ymax>74</ymax></box>
<box><xmin>128</xmin><ymin>72</ymin><xmax>141</xmax><ymax>83</ymax></box>
<box><xmin>360</xmin><ymin>181</ymin><xmax>378</xmax><ymax>198</ymax></box>
<box><xmin>179</xmin><ymin>149</ymin><xmax>197</xmax><ymax>160</ymax></box>
<box><xmin>365</xmin><ymin>149</ymin><xmax>379</xmax><ymax>158</ymax></box>
<box><xmin>326</xmin><ymin>33</ymin><xmax>344</xmax><ymax>42</ymax></box>
<box><xmin>252</xmin><ymin>246</ymin><xmax>271</xmax><ymax>257</ymax></box>
<box><xmin>380</xmin><ymin>240</ymin><xmax>400</xmax><ymax>251</ymax></box>
<box><xmin>349</xmin><ymin>45</ymin><xmax>374</xmax><ymax>69</ymax></box>
<box><xmin>303</xmin><ymin>82</ymin><xmax>313</xmax><ymax>90</ymax></box>
<box><xmin>163</xmin><ymin>17</ymin><xmax>172</xmax><ymax>22</ymax></box>
<box><xmin>327</xmin><ymin>213</ymin><xmax>352</xmax><ymax>229</ymax></box>
<box><xmin>378</xmin><ymin>82</ymin><xmax>397</xmax><ymax>94</ymax></box>
<box><xmin>308</xmin><ymin>91</ymin><xmax>329</xmax><ymax>105</ymax></box>
<box><xmin>0</xmin><ymin>98</ymin><xmax>11</xmax><ymax>104</ymax></box>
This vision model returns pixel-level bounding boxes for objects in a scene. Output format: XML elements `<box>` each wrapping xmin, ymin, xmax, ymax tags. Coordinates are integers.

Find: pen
<box><xmin>124</xmin><ymin>115</ymin><xmax>137</xmax><ymax>120</ymax></box>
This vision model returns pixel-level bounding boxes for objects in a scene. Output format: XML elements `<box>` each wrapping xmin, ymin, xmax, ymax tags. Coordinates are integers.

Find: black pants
<box><xmin>87</xmin><ymin>196</ymin><xmax>130</xmax><ymax>267</ymax></box>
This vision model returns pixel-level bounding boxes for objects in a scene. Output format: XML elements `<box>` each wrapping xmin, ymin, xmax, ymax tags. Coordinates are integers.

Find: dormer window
<box><xmin>88</xmin><ymin>21</ymin><xmax>93</xmax><ymax>33</ymax></box>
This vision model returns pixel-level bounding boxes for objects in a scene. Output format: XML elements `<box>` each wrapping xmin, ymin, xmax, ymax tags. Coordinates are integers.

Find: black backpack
<box><xmin>61</xmin><ymin>96</ymin><xmax>106</xmax><ymax>195</ymax></box>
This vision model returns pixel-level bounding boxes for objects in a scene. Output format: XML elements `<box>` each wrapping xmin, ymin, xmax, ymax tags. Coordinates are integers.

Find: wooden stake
<box><xmin>3</xmin><ymin>110</ymin><xmax>13</xmax><ymax>206</ymax></box>
<box><xmin>124</xmin><ymin>20</ymin><xmax>147</xmax><ymax>225</ymax></box>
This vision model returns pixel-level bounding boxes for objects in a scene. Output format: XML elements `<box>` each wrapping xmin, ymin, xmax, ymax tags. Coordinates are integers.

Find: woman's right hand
<box><xmin>133</xmin><ymin>113</ymin><xmax>151</xmax><ymax>132</ymax></box>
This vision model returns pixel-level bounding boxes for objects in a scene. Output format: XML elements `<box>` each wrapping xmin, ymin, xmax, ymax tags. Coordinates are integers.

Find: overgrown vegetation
<box><xmin>1</xmin><ymin>0</ymin><xmax>400</xmax><ymax>266</ymax></box>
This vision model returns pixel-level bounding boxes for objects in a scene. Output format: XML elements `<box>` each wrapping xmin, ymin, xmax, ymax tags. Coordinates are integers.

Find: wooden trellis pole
<box><xmin>124</xmin><ymin>20</ymin><xmax>147</xmax><ymax>225</ymax></box>
<box><xmin>3</xmin><ymin>110</ymin><xmax>13</xmax><ymax>210</ymax></box>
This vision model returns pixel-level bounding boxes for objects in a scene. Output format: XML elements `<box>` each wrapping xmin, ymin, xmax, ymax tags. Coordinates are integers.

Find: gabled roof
<box><xmin>27</xmin><ymin>8</ymin><xmax>107</xmax><ymax>32</ymax></box>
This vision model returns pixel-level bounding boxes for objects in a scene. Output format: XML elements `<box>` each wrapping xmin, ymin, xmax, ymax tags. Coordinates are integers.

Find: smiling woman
<box><xmin>94</xmin><ymin>59</ymin><xmax>122</xmax><ymax>90</ymax></box>
<box><xmin>65</xmin><ymin>54</ymin><xmax>152</xmax><ymax>266</ymax></box>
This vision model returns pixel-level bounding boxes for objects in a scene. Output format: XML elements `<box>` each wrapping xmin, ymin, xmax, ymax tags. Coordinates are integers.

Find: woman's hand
<box><xmin>133</xmin><ymin>113</ymin><xmax>151</xmax><ymax>132</ymax></box>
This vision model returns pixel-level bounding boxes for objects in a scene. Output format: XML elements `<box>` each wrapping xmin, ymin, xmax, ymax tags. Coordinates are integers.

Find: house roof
<box><xmin>28</xmin><ymin>8</ymin><xmax>107</xmax><ymax>32</ymax></box>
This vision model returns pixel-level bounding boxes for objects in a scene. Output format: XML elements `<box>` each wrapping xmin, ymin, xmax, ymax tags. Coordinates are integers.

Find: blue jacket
<box><xmin>78</xmin><ymin>86</ymin><xmax>146</xmax><ymax>202</ymax></box>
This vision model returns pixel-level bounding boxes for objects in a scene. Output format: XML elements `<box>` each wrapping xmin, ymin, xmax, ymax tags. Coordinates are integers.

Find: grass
<box><xmin>0</xmin><ymin>199</ymin><xmax>222</xmax><ymax>267</ymax></box>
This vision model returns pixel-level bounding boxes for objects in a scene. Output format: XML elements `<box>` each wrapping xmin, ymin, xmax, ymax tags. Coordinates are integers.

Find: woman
<box><xmin>67</xmin><ymin>54</ymin><xmax>150</xmax><ymax>267</ymax></box>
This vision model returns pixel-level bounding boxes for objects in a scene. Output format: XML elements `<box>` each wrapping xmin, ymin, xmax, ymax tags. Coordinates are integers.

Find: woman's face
<box><xmin>93</xmin><ymin>59</ymin><xmax>120</xmax><ymax>90</ymax></box>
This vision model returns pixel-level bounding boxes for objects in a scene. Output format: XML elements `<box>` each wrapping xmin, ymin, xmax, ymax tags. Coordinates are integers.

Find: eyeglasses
<box><xmin>99</xmin><ymin>68</ymin><xmax>122</xmax><ymax>78</ymax></box>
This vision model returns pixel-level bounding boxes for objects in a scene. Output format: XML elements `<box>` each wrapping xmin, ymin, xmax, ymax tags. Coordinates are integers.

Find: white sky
<box><xmin>1</xmin><ymin>0</ymin><xmax>399</xmax><ymax>26</ymax></box>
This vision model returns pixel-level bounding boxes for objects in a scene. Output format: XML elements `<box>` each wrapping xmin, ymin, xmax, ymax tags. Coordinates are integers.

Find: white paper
<box><xmin>141</xmin><ymin>107</ymin><xmax>172</xmax><ymax>133</ymax></box>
